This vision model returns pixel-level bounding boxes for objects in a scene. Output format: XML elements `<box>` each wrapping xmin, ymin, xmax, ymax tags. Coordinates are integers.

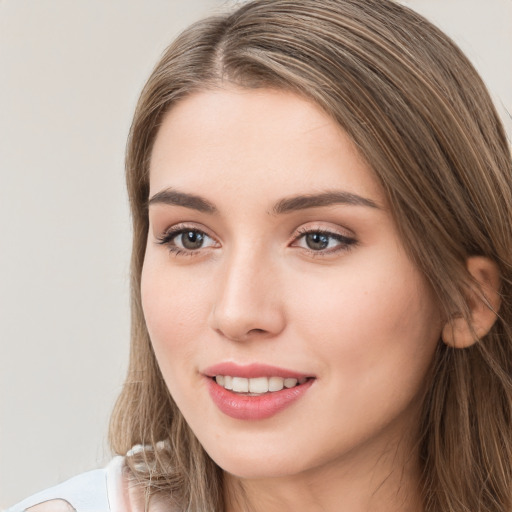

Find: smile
<box><xmin>203</xmin><ymin>364</ymin><xmax>315</xmax><ymax>420</ymax></box>
<box><xmin>214</xmin><ymin>375</ymin><xmax>308</xmax><ymax>394</ymax></box>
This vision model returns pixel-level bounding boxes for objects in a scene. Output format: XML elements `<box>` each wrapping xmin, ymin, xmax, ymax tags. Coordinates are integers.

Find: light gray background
<box><xmin>0</xmin><ymin>0</ymin><xmax>510</xmax><ymax>507</ymax></box>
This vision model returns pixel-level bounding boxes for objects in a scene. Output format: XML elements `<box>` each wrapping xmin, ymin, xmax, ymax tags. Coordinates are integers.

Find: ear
<box><xmin>442</xmin><ymin>256</ymin><xmax>501</xmax><ymax>348</ymax></box>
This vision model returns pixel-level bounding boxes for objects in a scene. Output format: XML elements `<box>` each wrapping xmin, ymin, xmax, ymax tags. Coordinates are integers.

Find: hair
<box><xmin>109</xmin><ymin>1</ymin><xmax>512</xmax><ymax>510</ymax></box>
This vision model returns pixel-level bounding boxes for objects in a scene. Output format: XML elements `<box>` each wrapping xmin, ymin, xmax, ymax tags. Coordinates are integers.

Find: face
<box><xmin>141</xmin><ymin>88</ymin><xmax>442</xmax><ymax>480</ymax></box>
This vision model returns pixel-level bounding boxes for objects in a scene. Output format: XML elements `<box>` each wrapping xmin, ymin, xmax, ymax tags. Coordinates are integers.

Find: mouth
<box><xmin>212</xmin><ymin>375</ymin><xmax>311</xmax><ymax>396</ymax></box>
<box><xmin>203</xmin><ymin>363</ymin><xmax>316</xmax><ymax>420</ymax></box>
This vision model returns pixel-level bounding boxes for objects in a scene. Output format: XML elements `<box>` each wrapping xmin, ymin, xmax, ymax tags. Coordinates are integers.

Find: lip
<box><xmin>203</xmin><ymin>362</ymin><xmax>315</xmax><ymax>421</ymax></box>
<box><xmin>203</xmin><ymin>362</ymin><xmax>312</xmax><ymax>379</ymax></box>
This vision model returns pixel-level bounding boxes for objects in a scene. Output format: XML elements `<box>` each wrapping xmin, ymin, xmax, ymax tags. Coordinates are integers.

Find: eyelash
<box><xmin>293</xmin><ymin>227</ymin><xmax>357</xmax><ymax>256</ymax></box>
<box><xmin>156</xmin><ymin>224</ymin><xmax>217</xmax><ymax>257</ymax></box>
<box><xmin>156</xmin><ymin>224</ymin><xmax>357</xmax><ymax>257</ymax></box>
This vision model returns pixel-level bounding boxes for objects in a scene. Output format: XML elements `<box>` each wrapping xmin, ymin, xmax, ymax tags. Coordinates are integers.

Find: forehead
<box><xmin>149</xmin><ymin>87</ymin><xmax>384</xmax><ymax>206</ymax></box>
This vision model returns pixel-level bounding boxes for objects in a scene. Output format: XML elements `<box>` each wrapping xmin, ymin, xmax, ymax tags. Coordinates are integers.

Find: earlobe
<box><xmin>442</xmin><ymin>256</ymin><xmax>501</xmax><ymax>348</ymax></box>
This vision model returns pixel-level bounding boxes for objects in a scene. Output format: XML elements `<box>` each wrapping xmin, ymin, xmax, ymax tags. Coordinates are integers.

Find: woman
<box><xmin>9</xmin><ymin>0</ymin><xmax>512</xmax><ymax>511</ymax></box>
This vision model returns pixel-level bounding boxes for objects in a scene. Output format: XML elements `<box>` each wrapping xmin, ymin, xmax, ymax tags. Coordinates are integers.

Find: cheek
<box><xmin>291</xmin><ymin>250</ymin><xmax>441</xmax><ymax>385</ymax></box>
<box><xmin>140</xmin><ymin>257</ymin><xmax>210</xmax><ymax>379</ymax></box>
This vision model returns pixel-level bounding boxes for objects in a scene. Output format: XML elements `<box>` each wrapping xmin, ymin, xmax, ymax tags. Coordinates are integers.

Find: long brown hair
<box><xmin>110</xmin><ymin>1</ymin><xmax>512</xmax><ymax>510</ymax></box>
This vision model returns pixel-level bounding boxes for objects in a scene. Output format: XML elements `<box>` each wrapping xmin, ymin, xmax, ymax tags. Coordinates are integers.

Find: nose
<box><xmin>209</xmin><ymin>247</ymin><xmax>286</xmax><ymax>342</ymax></box>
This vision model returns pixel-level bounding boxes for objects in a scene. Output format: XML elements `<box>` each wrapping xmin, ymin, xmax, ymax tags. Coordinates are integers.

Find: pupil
<box><xmin>306</xmin><ymin>233</ymin><xmax>329</xmax><ymax>250</ymax></box>
<box><xmin>182</xmin><ymin>231</ymin><xmax>204</xmax><ymax>249</ymax></box>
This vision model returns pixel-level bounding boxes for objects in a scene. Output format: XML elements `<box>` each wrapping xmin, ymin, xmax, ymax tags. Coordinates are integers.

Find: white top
<box><xmin>6</xmin><ymin>457</ymin><xmax>127</xmax><ymax>512</ymax></box>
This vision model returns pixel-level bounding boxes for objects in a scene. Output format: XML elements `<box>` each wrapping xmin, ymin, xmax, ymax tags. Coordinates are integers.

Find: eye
<box><xmin>292</xmin><ymin>228</ymin><xmax>356</xmax><ymax>254</ymax></box>
<box><xmin>157</xmin><ymin>225</ymin><xmax>218</xmax><ymax>255</ymax></box>
<box><xmin>176</xmin><ymin>230</ymin><xmax>210</xmax><ymax>250</ymax></box>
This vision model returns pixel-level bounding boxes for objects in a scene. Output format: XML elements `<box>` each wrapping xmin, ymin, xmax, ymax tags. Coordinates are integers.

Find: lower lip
<box><xmin>206</xmin><ymin>377</ymin><xmax>314</xmax><ymax>420</ymax></box>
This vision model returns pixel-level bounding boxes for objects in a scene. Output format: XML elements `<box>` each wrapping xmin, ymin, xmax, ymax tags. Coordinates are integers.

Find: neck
<box><xmin>224</xmin><ymin>430</ymin><xmax>424</xmax><ymax>512</ymax></box>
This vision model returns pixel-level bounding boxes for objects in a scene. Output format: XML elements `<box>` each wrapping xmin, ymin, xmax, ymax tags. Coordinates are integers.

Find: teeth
<box><xmin>249</xmin><ymin>377</ymin><xmax>268</xmax><ymax>393</ymax></box>
<box><xmin>268</xmin><ymin>376</ymin><xmax>284</xmax><ymax>392</ymax></box>
<box><xmin>232</xmin><ymin>377</ymin><xmax>249</xmax><ymax>392</ymax></box>
<box><xmin>215</xmin><ymin>375</ymin><xmax>307</xmax><ymax>394</ymax></box>
<box><xmin>224</xmin><ymin>375</ymin><xmax>233</xmax><ymax>390</ymax></box>
<box><xmin>284</xmin><ymin>378</ymin><xmax>298</xmax><ymax>388</ymax></box>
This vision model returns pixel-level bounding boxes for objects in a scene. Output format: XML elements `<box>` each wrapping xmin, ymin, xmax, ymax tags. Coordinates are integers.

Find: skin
<box><xmin>141</xmin><ymin>87</ymin><xmax>444</xmax><ymax>512</ymax></box>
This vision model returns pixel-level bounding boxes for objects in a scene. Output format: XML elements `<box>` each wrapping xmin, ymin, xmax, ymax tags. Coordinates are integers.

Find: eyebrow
<box><xmin>147</xmin><ymin>188</ymin><xmax>379</xmax><ymax>214</ymax></box>
<box><xmin>148</xmin><ymin>188</ymin><xmax>217</xmax><ymax>213</ymax></box>
<box><xmin>272</xmin><ymin>191</ymin><xmax>380</xmax><ymax>214</ymax></box>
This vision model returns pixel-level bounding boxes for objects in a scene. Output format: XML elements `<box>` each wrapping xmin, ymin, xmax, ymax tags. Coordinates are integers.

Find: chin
<box><xmin>206</xmin><ymin>444</ymin><xmax>308</xmax><ymax>480</ymax></box>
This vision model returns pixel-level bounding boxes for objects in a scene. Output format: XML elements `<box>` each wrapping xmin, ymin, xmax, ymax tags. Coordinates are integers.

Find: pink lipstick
<box><xmin>203</xmin><ymin>363</ymin><xmax>315</xmax><ymax>420</ymax></box>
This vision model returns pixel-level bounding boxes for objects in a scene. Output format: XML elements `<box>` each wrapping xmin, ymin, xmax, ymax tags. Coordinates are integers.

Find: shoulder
<box><xmin>19</xmin><ymin>501</ymin><xmax>75</xmax><ymax>512</ymax></box>
<box><xmin>5</xmin><ymin>457</ymin><xmax>126</xmax><ymax>512</ymax></box>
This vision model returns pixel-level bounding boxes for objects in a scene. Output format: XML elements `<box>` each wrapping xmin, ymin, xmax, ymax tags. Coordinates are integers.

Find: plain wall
<box><xmin>0</xmin><ymin>0</ymin><xmax>510</xmax><ymax>507</ymax></box>
<box><xmin>0</xmin><ymin>0</ymin><xmax>224</xmax><ymax>505</ymax></box>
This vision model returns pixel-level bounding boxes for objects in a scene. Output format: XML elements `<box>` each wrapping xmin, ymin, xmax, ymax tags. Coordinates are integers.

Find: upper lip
<box><xmin>202</xmin><ymin>362</ymin><xmax>313</xmax><ymax>379</ymax></box>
